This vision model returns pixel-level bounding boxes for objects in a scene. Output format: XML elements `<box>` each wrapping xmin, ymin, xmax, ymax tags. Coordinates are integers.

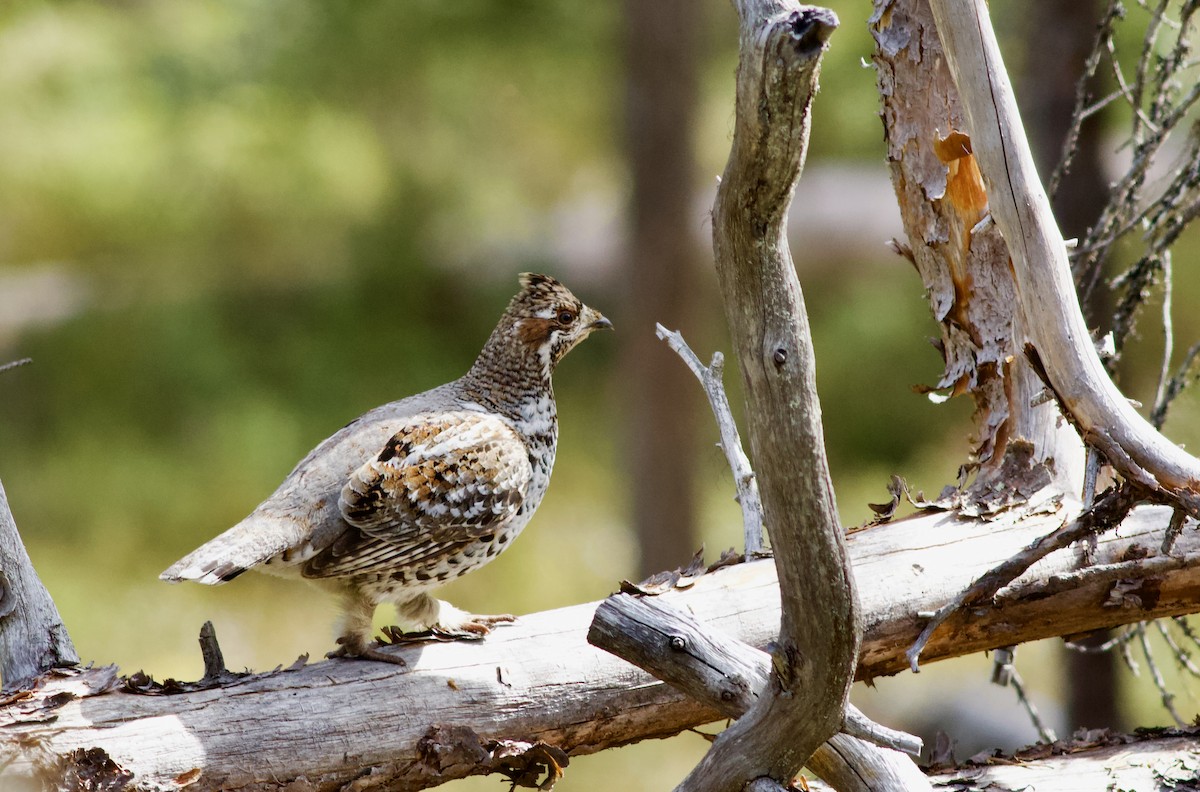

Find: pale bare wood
<box><xmin>656</xmin><ymin>325</ymin><xmax>765</xmax><ymax>555</ymax></box>
<box><xmin>925</xmin><ymin>0</ymin><xmax>1200</xmax><ymax>515</ymax></box>
<box><xmin>5</xmin><ymin>502</ymin><xmax>1199</xmax><ymax>791</ymax></box>
<box><xmin>808</xmin><ymin>730</ymin><xmax>1200</xmax><ymax>791</ymax></box>
<box><xmin>0</xmin><ymin>479</ymin><xmax>78</xmax><ymax>692</ymax></box>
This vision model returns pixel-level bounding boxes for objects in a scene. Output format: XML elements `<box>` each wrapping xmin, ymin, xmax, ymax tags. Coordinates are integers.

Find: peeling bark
<box><xmin>870</xmin><ymin>0</ymin><xmax>1085</xmax><ymax>495</ymax></box>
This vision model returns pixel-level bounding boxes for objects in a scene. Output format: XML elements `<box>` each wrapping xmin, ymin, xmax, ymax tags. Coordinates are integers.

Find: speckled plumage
<box><xmin>161</xmin><ymin>273</ymin><xmax>610</xmax><ymax>662</ymax></box>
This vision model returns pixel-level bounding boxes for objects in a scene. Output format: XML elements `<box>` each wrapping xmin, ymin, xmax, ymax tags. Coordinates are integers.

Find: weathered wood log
<box><xmin>4</xmin><ymin>502</ymin><xmax>1198</xmax><ymax>791</ymax></box>
<box><xmin>589</xmin><ymin>593</ymin><xmax>932</xmax><ymax>791</ymax></box>
<box><xmin>0</xmin><ymin>479</ymin><xmax>78</xmax><ymax>692</ymax></box>
<box><xmin>694</xmin><ymin>0</ymin><xmax>859</xmax><ymax>789</ymax></box>
<box><xmin>808</xmin><ymin>728</ymin><xmax>1200</xmax><ymax>791</ymax></box>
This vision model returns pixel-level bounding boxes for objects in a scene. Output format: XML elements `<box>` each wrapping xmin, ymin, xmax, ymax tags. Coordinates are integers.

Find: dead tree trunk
<box><xmin>0</xmin><ymin>480</ymin><xmax>77</xmax><ymax>692</ymax></box>
<box><xmin>657</xmin><ymin>2</ymin><xmax>861</xmax><ymax>790</ymax></box>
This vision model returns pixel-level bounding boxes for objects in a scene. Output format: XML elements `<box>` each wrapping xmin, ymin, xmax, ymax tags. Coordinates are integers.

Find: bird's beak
<box><xmin>588</xmin><ymin>314</ymin><xmax>614</xmax><ymax>332</ymax></box>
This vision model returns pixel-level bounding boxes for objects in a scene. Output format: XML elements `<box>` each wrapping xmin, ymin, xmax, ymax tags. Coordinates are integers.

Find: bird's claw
<box><xmin>325</xmin><ymin>636</ymin><xmax>409</xmax><ymax>666</ymax></box>
<box><xmin>377</xmin><ymin>614</ymin><xmax>517</xmax><ymax>644</ymax></box>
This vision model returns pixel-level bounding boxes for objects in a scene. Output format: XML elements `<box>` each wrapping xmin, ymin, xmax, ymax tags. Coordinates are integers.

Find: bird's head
<box><xmin>505</xmin><ymin>272</ymin><xmax>612</xmax><ymax>372</ymax></box>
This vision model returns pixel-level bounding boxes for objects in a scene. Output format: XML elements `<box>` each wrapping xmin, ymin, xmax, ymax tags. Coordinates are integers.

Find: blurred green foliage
<box><xmin>2</xmin><ymin>1</ymin><xmax>1199</xmax><ymax>789</ymax></box>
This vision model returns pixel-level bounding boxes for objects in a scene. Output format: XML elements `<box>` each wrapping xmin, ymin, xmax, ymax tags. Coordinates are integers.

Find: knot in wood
<box><xmin>668</xmin><ymin>635</ymin><xmax>687</xmax><ymax>652</ymax></box>
<box><xmin>786</xmin><ymin>8</ymin><xmax>839</xmax><ymax>57</ymax></box>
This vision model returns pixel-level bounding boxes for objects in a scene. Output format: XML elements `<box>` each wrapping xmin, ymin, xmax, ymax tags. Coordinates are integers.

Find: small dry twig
<box><xmin>656</xmin><ymin>324</ymin><xmax>766</xmax><ymax>556</ymax></box>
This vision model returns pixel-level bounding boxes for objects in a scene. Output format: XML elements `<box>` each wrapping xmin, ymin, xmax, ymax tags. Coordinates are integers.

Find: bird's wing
<box><xmin>302</xmin><ymin>412</ymin><xmax>530</xmax><ymax>579</ymax></box>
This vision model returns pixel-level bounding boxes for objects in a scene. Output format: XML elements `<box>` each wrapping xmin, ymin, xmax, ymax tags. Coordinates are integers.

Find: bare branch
<box><xmin>0</xmin><ymin>358</ymin><xmax>31</xmax><ymax>376</ymax></box>
<box><xmin>688</xmin><ymin>1</ymin><xmax>858</xmax><ymax>789</ymax></box>
<box><xmin>587</xmin><ymin>593</ymin><xmax>930</xmax><ymax>791</ymax></box>
<box><xmin>907</xmin><ymin>486</ymin><xmax>1140</xmax><ymax>670</ymax></box>
<box><xmin>1138</xmin><ymin>623</ymin><xmax>1188</xmax><ymax>726</ymax></box>
<box><xmin>990</xmin><ymin>649</ymin><xmax>1058</xmax><ymax>743</ymax></box>
<box><xmin>655</xmin><ymin>324</ymin><xmax>765</xmax><ymax>555</ymax></box>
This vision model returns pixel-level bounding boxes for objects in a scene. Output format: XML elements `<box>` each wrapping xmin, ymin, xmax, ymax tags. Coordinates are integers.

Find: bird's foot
<box><xmin>377</xmin><ymin>614</ymin><xmax>516</xmax><ymax>644</ymax></box>
<box><xmin>326</xmin><ymin>635</ymin><xmax>408</xmax><ymax>666</ymax></box>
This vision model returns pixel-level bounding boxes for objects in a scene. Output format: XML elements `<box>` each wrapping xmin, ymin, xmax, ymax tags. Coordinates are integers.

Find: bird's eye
<box><xmin>557</xmin><ymin>310</ymin><xmax>576</xmax><ymax>325</ymax></box>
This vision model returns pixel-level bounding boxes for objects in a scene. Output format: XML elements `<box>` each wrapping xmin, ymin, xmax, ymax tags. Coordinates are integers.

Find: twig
<box><xmin>1010</xmin><ymin>667</ymin><xmax>1058</xmax><ymax>743</ymax></box>
<box><xmin>1161</xmin><ymin>508</ymin><xmax>1188</xmax><ymax>555</ymax></box>
<box><xmin>0</xmin><ymin>358</ymin><xmax>31</xmax><ymax>375</ymax></box>
<box><xmin>840</xmin><ymin>706</ymin><xmax>923</xmax><ymax>757</ymax></box>
<box><xmin>907</xmin><ymin>486</ymin><xmax>1140</xmax><ymax>671</ymax></box>
<box><xmin>656</xmin><ymin>324</ymin><xmax>766</xmax><ymax>556</ymax></box>
<box><xmin>1064</xmin><ymin>626</ymin><xmax>1136</xmax><ymax>654</ymax></box>
<box><xmin>1046</xmin><ymin>0</ymin><xmax>1124</xmax><ymax>203</ymax></box>
<box><xmin>1138</xmin><ymin>623</ymin><xmax>1187</xmax><ymax>726</ymax></box>
<box><xmin>994</xmin><ymin>548</ymin><xmax>1199</xmax><ymax>604</ymax></box>
<box><xmin>1155</xmin><ymin>619</ymin><xmax>1200</xmax><ymax>679</ymax></box>
<box><xmin>1149</xmin><ymin>339</ymin><xmax>1200</xmax><ymax>431</ymax></box>
<box><xmin>1119</xmin><ymin>627</ymin><xmax>1142</xmax><ymax>677</ymax></box>
<box><xmin>1173</xmin><ymin>616</ymin><xmax>1200</xmax><ymax>653</ymax></box>
<box><xmin>990</xmin><ymin>647</ymin><xmax>1057</xmax><ymax>743</ymax></box>
<box><xmin>1155</xmin><ymin>252</ymin><xmax>1175</xmax><ymax>417</ymax></box>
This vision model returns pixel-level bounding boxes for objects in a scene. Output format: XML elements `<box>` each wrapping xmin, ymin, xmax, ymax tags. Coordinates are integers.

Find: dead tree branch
<box><xmin>906</xmin><ymin>484</ymin><xmax>1143</xmax><ymax>669</ymax></box>
<box><xmin>655</xmin><ymin>325</ymin><xmax>765</xmax><ymax>555</ymax></box>
<box><xmin>681</xmin><ymin>1</ymin><xmax>859</xmax><ymax>789</ymax></box>
<box><xmin>806</xmin><ymin>727</ymin><xmax>1200</xmax><ymax>791</ymax></box>
<box><xmin>927</xmin><ymin>0</ymin><xmax>1200</xmax><ymax>516</ymax></box>
<box><xmin>5</xmin><ymin>502</ymin><xmax>1200</xmax><ymax>789</ymax></box>
<box><xmin>589</xmin><ymin>593</ymin><xmax>931</xmax><ymax>791</ymax></box>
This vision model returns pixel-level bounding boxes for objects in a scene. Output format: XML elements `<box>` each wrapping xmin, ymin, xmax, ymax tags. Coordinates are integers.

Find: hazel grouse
<box><xmin>161</xmin><ymin>273</ymin><xmax>611</xmax><ymax>663</ymax></box>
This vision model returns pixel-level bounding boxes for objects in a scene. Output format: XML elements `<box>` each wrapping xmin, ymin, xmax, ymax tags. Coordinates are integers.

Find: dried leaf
<box><xmin>488</xmin><ymin>739</ymin><xmax>569</xmax><ymax>790</ymax></box>
<box><xmin>866</xmin><ymin>475</ymin><xmax>906</xmax><ymax>525</ymax></box>
<box><xmin>174</xmin><ymin>768</ymin><xmax>203</xmax><ymax>787</ymax></box>
<box><xmin>621</xmin><ymin>546</ymin><xmax>718</xmax><ymax>595</ymax></box>
<box><xmin>706</xmin><ymin>547</ymin><xmax>744</xmax><ymax>573</ymax></box>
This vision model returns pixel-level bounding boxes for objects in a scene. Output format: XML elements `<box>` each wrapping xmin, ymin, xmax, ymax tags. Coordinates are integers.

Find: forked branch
<box><xmin>655</xmin><ymin>324</ymin><xmax>765</xmax><ymax>555</ymax></box>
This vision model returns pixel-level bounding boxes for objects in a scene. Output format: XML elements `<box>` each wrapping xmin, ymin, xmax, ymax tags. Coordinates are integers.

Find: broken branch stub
<box><xmin>0</xmin><ymin>479</ymin><xmax>78</xmax><ymax>691</ymax></box>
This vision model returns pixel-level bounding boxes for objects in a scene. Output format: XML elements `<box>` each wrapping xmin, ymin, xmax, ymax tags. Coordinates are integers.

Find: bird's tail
<box><xmin>160</xmin><ymin>513</ymin><xmax>309</xmax><ymax>585</ymax></box>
